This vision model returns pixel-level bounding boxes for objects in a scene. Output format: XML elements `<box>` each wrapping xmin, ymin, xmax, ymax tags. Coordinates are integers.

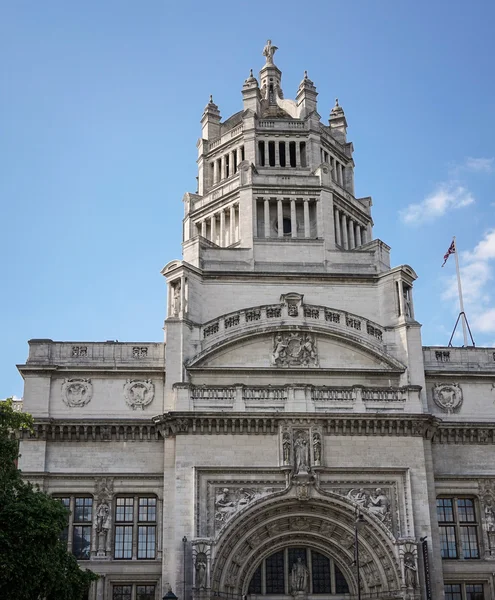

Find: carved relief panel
<box><xmin>61</xmin><ymin>378</ymin><xmax>93</xmax><ymax>407</ymax></box>
<box><xmin>279</xmin><ymin>425</ymin><xmax>324</xmax><ymax>472</ymax></box>
<box><xmin>123</xmin><ymin>379</ymin><xmax>155</xmax><ymax>410</ymax></box>
<box><xmin>271</xmin><ymin>332</ymin><xmax>318</xmax><ymax>367</ymax></box>
<box><xmin>432</xmin><ymin>383</ymin><xmax>463</xmax><ymax>413</ymax></box>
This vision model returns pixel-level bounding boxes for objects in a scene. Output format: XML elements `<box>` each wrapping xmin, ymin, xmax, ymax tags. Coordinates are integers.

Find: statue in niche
<box><xmin>403</xmin><ymin>552</ymin><xmax>417</xmax><ymax>589</ymax></box>
<box><xmin>172</xmin><ymin>281</ymin><xmax>181</xmax><ymax>316</ymax></box>
<box><xmin>262</xmin><ymin>39</ymin><xmax>278</xmax><ymax>65</ymax></box>
<box><xmin>294</xmin><ymin>431</ymin><xmax>309</xmax><ymax>474</ymax></box>
<box><xmin>195</xmin><ymin>552</ymin><xmax>207</xmax><ymax>589</ymax></box>
<box><xmin>96</xmin><ymin>501</ymin><xmax>111</xmax><ymax>533</ymax></box>
<box><xmin>282</xmin><ymin>430</ymin><xmax>291</xmax><ymax>464</ymax></box>
<box><xmin>312</xmin><ymin>432</ymin><xmax>321</xmax><ymax>465</ymax></box>
<box><xmin>290</xmin><ymin>557</ymin><xmax>309</xmax><ymax>593</ymax></box>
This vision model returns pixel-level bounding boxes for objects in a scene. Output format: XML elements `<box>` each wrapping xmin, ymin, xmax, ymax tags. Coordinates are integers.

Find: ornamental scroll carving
<box><xmin>123</xmin><ymin>379</ymin><xmax>154</xmax><ymax>410</ymax></box>
<box><xmin>271</xmin><ymin>332</ymin><xmax>318</xmax><ymax>367</ymax></box>
<box><xmin>61</xmin><ymin>378</ymin><xmax>93</xmax><ymax>407</ymax></box>
<box><xmin>433</xmin><ymin>383</ymin><xmax>463</xmax><ymax>414</ymax></box>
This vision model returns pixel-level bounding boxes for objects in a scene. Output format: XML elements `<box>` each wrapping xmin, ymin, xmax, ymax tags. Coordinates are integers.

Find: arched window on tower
<box><xmin>247</xmin><ymin>547</ymin><xmax>350</xmax><ymax>596</ymax></box>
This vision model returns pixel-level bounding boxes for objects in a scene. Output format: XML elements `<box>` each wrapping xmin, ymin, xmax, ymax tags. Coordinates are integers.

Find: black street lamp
<box><xmin>354</xmin><ymin>509</ymin><xmax>365</xmax><ymax>600</ymax></box>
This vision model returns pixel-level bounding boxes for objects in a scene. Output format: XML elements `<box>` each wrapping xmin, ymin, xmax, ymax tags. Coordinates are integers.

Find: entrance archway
<box><xmin>210</xmin><ymin>491</ymin><xmax>403</xmax><ymax>598</ymax></box>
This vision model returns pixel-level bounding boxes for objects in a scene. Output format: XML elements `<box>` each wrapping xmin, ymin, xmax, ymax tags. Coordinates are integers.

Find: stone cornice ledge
<box><xmin>152</xmin><ymin>412</ymin><xmax>440</xmax><ymax>439</ymax></box>
<box><xmin>20</xmin><ymin>420</ymin><xmax>162</xmax><ymax>442</ymax></box>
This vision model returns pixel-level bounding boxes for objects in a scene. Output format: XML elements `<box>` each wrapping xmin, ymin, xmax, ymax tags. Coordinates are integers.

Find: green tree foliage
<box><xmin>0</xmin><ymin>398</ymin><xmax>98</xmax><ymax>599</ymax></box>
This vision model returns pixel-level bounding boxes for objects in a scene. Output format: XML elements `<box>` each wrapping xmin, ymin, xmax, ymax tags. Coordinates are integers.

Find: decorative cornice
<box><xmin>152</xmin><ymin>412</ymin><xmax>438</xmax><ymax>439</ymax></box>
<box><xmin>432</xmin><ymin>423</ymin><xmax>495</xmax><ymax>444</ymax></box>
<box><xmin>20</xmin><ymin>420</ymin><xmax>162</xmax><ymax>442</ymax></box>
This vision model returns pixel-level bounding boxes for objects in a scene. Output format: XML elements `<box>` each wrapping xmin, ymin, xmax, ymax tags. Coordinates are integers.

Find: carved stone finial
<box><xmin>262</xmin><ymin>39</ymin><xmax>278</xmax><ymax>65</ymax></box>
<box><xmin>250</xmin><ymin>68</ymin><xmax>253</xmax><ymax>77</ymax></box>
<box><xmin>304</xmin><ymin>70</ymin><xmax>308</xmax><ymax>79</ymax></box>
<box><xmin>209</xmin><ymin>94</ymin><xmax>213</xmax><ymax>104</ymax></box>
<box><xmin>335</xmin><ymin>97</ymin><xmax>339</xmax><ymax>107</ymax></box>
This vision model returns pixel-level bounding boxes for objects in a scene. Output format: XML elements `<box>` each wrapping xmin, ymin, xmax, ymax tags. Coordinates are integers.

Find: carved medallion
<box><xmin>123</xmin><ymin>379</ymin><xmax>155</xmax><ymax>410</ymax></box>
<box><xmin>271</xmin><ymin>332</ymin><xmax>318</xmax><ymax>367</ymax></box>
<box><xmin>61</xmin><ymin>378</ymin><xmax>93</xmax><ymax>407</ymax></box>
<box><xmin>433</xmin><ymin>383</ymin><xmax>463</xmax><ymax>414</ymax></box>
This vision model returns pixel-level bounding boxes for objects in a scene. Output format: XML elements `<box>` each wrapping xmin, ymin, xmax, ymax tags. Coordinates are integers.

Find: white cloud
<box><xmin>400</xmin><ymin>183</ymin><xmax>474</xmax><ymax>225</ymax></box>
<box><xmin>464</xmin><ymin>157</ymin><xmax>494</xmax><ymax>173</ymax></box>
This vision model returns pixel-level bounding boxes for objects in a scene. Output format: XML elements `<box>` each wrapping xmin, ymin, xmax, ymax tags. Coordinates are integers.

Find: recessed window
<box><xmin>112</xmin><ymin>584</ymin><xmax>156</xmax><ymax>600</ymax></box>
<box><xmin>247</xmin><ymin>547</ymin><xmax>349</xmax><ymax>596</ymax></box>
<box><xmin>55</xmin><ymin>496</ymin><xmax>92</xmax><ymax>560</ymax></box>
<box><xmin>437</xmin><ymin>497</ymin><xmax>480</xmax><ymax>559</ymax></box>
<box><xmin>114</xmin><ymin>496</ymin><xmax>157</xmax><ymax>560</ymax></box>
<box><xmin>444</xmin><ymin>582</ymin><xmax>485</xmax><ymax>600</ymax></box>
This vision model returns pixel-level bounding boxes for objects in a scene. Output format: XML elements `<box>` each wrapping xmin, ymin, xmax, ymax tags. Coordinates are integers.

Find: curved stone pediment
<box><xmin>188</xmin><ymin>327</ymin><xmax>405</xmax><ymax>372</ymax></box>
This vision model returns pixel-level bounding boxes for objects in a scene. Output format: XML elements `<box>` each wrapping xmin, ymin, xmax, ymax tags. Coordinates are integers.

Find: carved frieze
<box><xmin>271</xmin><ymin>332</ymin><xmax>318</xmax><ymax>367</ymax></box>
<box><xmin>61</xmin><ymin>378</ymin><xmax>93</xmax><ymax>407</ymax></box>
<box><xmin>123</xmin><ymin>379</ymin><xmax>155</xmax><ymax>410</ymax></box>
<box><xmin>330</xmin><ymin>485</ymin><xmax>395</xmax><ymax>533</ymax></box>
<box><xmin>214</xmin><ymin>487</ymin><xmax>274</xmax><ymax>529</ymax></box>
<box><xmin>433</xmin><ymin>383</ymin><xmax>463</xmax><ymax>414</ymax></box>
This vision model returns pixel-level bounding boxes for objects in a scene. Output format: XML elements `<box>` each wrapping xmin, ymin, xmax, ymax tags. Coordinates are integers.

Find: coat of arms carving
<box><xmin>123</xmin><ymin>379</ymin><xmax>155</xmax><ymax>410</ymax></box>
<box><xmin>433</xmin><ymin>383</ymin><xmax>463</xmax><ymax>414</ymax></box>
<box><xmin>271</xmin><ymin>332</ymin><xmax>318</xmax><ymax>367</ymax></box>
<box><xmin>61</xmin><ymin>378</ymin><xmax>93</xmax><ymax>407</ymax></box>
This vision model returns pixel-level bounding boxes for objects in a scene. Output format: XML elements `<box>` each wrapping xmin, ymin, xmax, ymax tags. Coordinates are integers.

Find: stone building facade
<box><xmin>18</xmin><ymin>42</ymin><xmax>495</xmax><ymax>600</ymax></box>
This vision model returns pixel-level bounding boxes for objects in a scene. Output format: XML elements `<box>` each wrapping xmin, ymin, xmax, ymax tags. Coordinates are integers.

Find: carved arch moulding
<box><xmin>207</xmin><ymin>492</ymin><xmax>416</xmax><ymax>600</ymax></box>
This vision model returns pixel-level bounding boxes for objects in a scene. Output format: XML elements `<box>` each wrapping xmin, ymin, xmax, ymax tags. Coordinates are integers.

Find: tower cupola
<box><xmin>329</xmin><ymin>98</ymin><xmax>347</xmax><ymax>143</ymax></box>
<box><xmin>296</xmin><ymin>71</ymin><xmax>318</xmax><ymax>118</ymax></box>
<box><xmin>242</xmin><ymin>69</ymin><xmax>261</xmax><ymax>113</ymax></box>
<box><xmin>201</xmin><ymin>95</ymin><xmax>221</xmax><ymax>141</ymax></box>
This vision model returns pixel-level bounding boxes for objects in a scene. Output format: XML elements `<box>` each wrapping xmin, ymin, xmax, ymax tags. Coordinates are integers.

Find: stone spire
<box><xmin>201</xmin><ymin>95</ymin><xmax>221</xmax><ymax>140</ymax></box>
<box><xmin>242</xmin><ymin>69</ymin><xmax>261</xmax><ymax>113</ymax></box>
<box><xmin>296</xmin><ymin>71</ymin><xmax>318</xmax><ymax>118</ymax></box>
<box><xmin>329</xmin><ymin>98</ymin><xmax>347</xmax><ymax>143</ymax></box>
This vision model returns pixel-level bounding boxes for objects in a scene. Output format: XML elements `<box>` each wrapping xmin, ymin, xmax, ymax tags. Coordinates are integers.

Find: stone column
<box><xmin>220</xmin><ymin>209</ymin><xmax>225</xmax><ymax>247</ymax></box>
<box><xmin>290</xmin><ymin>199</ymin><xmax>297</xmax><ymax>238</ymax></box>
<box><xmin>361</xmin><ymin>227</ymin><xmax>367</xmax><ymax>245</ymax></box>
<box><xmin>201</xmin><ymin>220</ymin><xmax>207</xmax><ymax>238</ymax></box>
<box><xmin>237</xmin><ymin>147</ymin><xmax>243</xmax><ymax>168</ymax></box>
<box><xmin>342</xmin><ymin>214</ymin><xmax>348</xmax><ymax>249</ymax></box>
<box><xmin>230</xmin><ymin>205</ymin><xmax>236</xmax><ymax>244</ymax></box>
<box><xmin>264</xmin><ymin>198</ymin><xmax>271</xmax><ymax>238</ymax></box>
<box><xmin>295</xmin><ymin>143</ymin><xmax>301</xmax><ymax>167</ymax></box>
<box><xmin>339</xmin><ymin>163</ymin><xmax>344</xmax><ymax>186</ymax></box>
<box><xmin>285</xmin><ymin>141</ymin><xmax>290</xmax><ymax>167</ymax></box>
<box><xmin>348</xmin><ymin>218</ymin><xmax>355</xmax><ymax>249</ymax></box>
<box><xmin>355</xmin><ymin>224</ymin><xmax>362</xmax><ymax>247</ymax></box>
<box><xmin>397</xmin><ymin>280</ymin><xmax>405</xmax><ymax>317</ymax></box>
<box><xmin>334</xmin><ymin>209</ymin><xmax>341</xmax><ymax>246</ymax></box>
<box><xmin>274</xmin><ymin>142</ymin><xmax>280</xmax><ymax>167</ymax></box>
<box><xmin>211</xmin><ymin>214</ymin><xmax>217</xmax><ymax>244</ymax></box>
<box><xmin>277</xmin><ymin>199</ymin><xmax>284</xmax><ymax>238</ymax></box>
<box><xmin>304</xmin><ymin>199</ymin><xmax>310</xmax><ymax>238</ymax></box>
<box><xmin>224</xmin><ymin>155</ymin><xmax>229</xmax><ymax>179</ymax></box>
<box><xmin>230</xmin><ymin>150</ymin><xmax>236</xmax><ymax>176</ymax></box>
<box><xmin>213</xmin><ymin>159</ymin><xmax>219</xmax><ymax>184</ymax></box>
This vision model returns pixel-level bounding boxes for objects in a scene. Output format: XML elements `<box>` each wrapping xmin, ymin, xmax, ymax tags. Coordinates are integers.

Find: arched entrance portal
<box><xmin>210</xmin><ymin>491</ymin><xmax>406</xmax><ymax>599</ymax></box>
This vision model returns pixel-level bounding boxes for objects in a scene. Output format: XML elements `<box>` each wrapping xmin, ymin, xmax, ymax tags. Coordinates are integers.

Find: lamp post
<box><xmin>354</xmin><ymin>509</ymin><xmax>365</xmax><ymax>600</ymax></box>
<box><xmin>182</xmin><ymin>536</ymin><xmax>188</xmax><ymax>600</ymax></box>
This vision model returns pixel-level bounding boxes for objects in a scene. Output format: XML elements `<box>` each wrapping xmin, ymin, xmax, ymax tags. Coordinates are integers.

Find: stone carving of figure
<box><xmin>312</xmin><ymin>432</ymin><xmax>321</xmax><ymax>464</ymax></box>
<box><xmin>485</xmin><ymin>503</ymin><xmax>495</xmax><ymax>532</ymax></box>
<box><xmin>290</xmin><ymin>557</ymin><xmax>309</xmax><ymax>593</ymax></box>
<box><xmin>95</xmin><ymin>501</ymin><xmax>111</xmax><ymax>534</ymax></box>
<box><xmin>215</xmin><ymin>488</ymin><xmax>236</xmax><ymax>522</ymax></box>
<box><xmin>172</xmin><ymin>281</ymin><xmax>181</xmax><ymax>316</ymax></box>
<box><xmin>272</xmin><ymin>334</ymin><xmax>288</xmax><ymax>365</ymax></box>
<box><xmin>262</xmin><ymin>39</ymin><xmax>278</xmax><ymax>65</ymax></box>
<box><xmin>294</xmin><ymin>432</ymin><xmax>309</xmax><ymax>474</ymax></box>
<box><xmin>195</xmin><ymin>552</ymin><xmax>207</xmax><ymax>589</ymax></box>
<box><xmin>403</xmin><ymin>552</ymin><xmax>417</xmax><ymax>589</ymax></box>
<box><xmin>368</xmin><ymin>488</ymin><xmax>390</xmax><ymax>520</ymax></box>
<box><xmin>282</xmin><ymin>430</ymin><xmax>291</xmax><ymax>464</ymax></box>
<box><xmin>302</xmin><ymin>335</ymin><xmax>317</xmax><ymax>364</ymax></box>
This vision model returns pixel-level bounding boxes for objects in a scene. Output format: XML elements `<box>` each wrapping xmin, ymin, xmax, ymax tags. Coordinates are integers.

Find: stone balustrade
<box><xmin>423</xmin><ymin>346</ymin><xmax>495</xmax><ymax>372</ymax></box>
<box><xmin>258</xmin><ymin>120</ymin><xmax>306</xmax><ymax>130</ymax></box>
<box><xmin>25</xmin><ymin>340</ymin><xmax>165</xmax><ymax>369</ymax></box>
<box><xmin>200</xmin><ymin>303</ymin><xmax>385</xmax><ymax>350</ymax></box>
<box><xmin>174</xmin><ymin>384</ymin><xmax>416</xmax><ymax>413</ymax></box>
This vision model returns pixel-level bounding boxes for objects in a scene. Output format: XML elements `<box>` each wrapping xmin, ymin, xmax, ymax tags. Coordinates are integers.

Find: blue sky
<box><xmin>1</xmin><ymin>0</ymin><xmax>494</xmax><ymax>398</ymax></box>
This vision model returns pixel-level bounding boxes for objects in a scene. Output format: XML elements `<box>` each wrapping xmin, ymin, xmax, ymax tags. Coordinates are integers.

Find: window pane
<box><xmin>444</xmin><ymin>584</ymin><xmax>462</xmax><ymax>600</ymax></box>
<box><xmin>113</xmin><ymin>585</ymin><xmax>132</xmax><ymax>600</ymax></box>
<box><xmin>114</xmin><ymin>525</ymin><xmax>133</xmax><ymax>559</ymax></box>
<box><xmin>248</xmin><ymin>564</ymin><xmax>262</xmax><ymax>594</ymax></box>
<box><xmin>460</xmin><ymin>526</ymin><xmax>479</xmax><ymax>559</ymax></box>
<box><xmin>74</xmin><ymin>497</ymin><xmax>93</xmax><ymax>522</ymax></box>
<box><xmin>57</xmin><ymin>497</ymin><xmax>70</xmax><ymax>545</ymax></box>
<box><xmin>335</xmin><ymin>564</ymin><xmax>350</xmax><ymax>594</ymax></box>
<box><xmin>73</xmin><ymin>525</ymin><xmax>91</xmax><ymax>559</ymax></box>
<box><xmin>138</xmin><ymin>526</ymin><xmax>156</xmax><ymax>559</ymax></box>
<box><xmin>440</xmin><ymin>526</ymin><xmax>458</xmax><ymax>558</ymax></box>
<box><xmin>139</xmin><ymin>497</ymin><xmax>156</xmax><ymax>522</ymax></box>
<box><xmin>116</xmin><ymin>497</ymin><xmax>134</xmax><ymax>522</ymax></box>
<box><xmin>437</xmin><ymin>498</ymin><xmax>454</xmax><ymax>523</ymax></box>
<box><xmin>266</xmin><ymin>550</ymin><xmax>285</xmax><ymax>594</ymax></box>
<box><xmin>466</xmin><ymin>583</ymin><xmax>484</xmax><ymax>600</ymax></box>
<box><xmin>458</xmin><ymin>498</ymin><xmax>476</xmax><ymax>522</ymax></box>
<box><xmin>311</xmin><ymin>551</ymin><xmax>331</xmax><ymax>594</ymax></box>
<box><xmin>137</xmin><ymin>585</ymin><xmax>156</xmax><ymax>600</ymax></box>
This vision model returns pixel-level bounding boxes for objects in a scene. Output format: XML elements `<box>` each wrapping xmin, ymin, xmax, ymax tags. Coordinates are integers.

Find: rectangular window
<box><xmin>445</xmin><ymin>583</ymin><xmax>485</xmax><ymax>600</ymax></box>
<box><xmin>113</xmin><ymin>584</ymin><xmax>156</xmax><ymax>600</ymax></box>
<box><xmin>289</xmin><ymin>141</ymin><xmax>296</xmax><ymax>167</ymax></box>
<box><xmin>116</xmin><ymin>497</ymin><xmax>134</xmax><ymax>522</ymax></box>
<box><xmin>138</xmin><ymin>497</ymin><xmax>156</xmax><ymax>522</ymax></box>
<box><xmin>279</xmin><ymin>142</ymin><xmax>286</xmax><ymax>167</ymax></box>
<box><xmin>268</xmin><ymin>141</ymin><xmax>275</xmax><ymax>167</ymax></box>
<box><xmin>114</xmin><ymin>525</ymin><xmax>133</xmax><ymax>559</ymax></box>
<box><xmin>265</xmin><ymin>550</ymin><xmax>285</xmax><ymax>594</ymax></box>
<box><xmin>113</xmin><ymin>585</ymin><xmax>132</xmax><ymax>600</ymax></box>
<box><xmin>138</xmin><ymin>526</ymin><xmax>156</xmax><ymax>559</ymax></box>
<box><xmin>114</xmin><ymin>496</ymin><xmax>157</xmax><ymax>560</ymax></box>
<box><xmin>54</xmin><ymin>495</ymin><xmax>93</xmax><ymax>559</ymax></box>
<box><xmin>258</xmin><ymin>141</ymin><xmax>265</xmax><ymax>166</ymax></box>
<box><xmin>437</xmin><ymin>497</ymin><xmax>480</xmax><ymax>560</ymax></box>
<box><xmin>136</xmin><ymin>584</ymin><xmax>156</xmax><ymax>600</ymax></box>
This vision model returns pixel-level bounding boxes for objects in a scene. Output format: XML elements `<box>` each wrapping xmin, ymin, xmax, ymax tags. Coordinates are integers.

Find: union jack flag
<box><xmin>442</xmin><ymin>239</ymin><xmax>456</xmax><ymax>267</ymax></box>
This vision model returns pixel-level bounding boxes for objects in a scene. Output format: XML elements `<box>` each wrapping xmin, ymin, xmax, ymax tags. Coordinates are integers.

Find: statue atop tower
<box><xmin>262</xmin><ymin>39</ymin><xmax>278</xmax><ymax>65</ymax></box>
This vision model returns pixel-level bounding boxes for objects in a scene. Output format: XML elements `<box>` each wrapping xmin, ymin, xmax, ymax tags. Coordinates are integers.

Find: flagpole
<box><xmin>453</xmin><ymin>236</ymin><xmax>469</xmax><ymax>346</ymax></box>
